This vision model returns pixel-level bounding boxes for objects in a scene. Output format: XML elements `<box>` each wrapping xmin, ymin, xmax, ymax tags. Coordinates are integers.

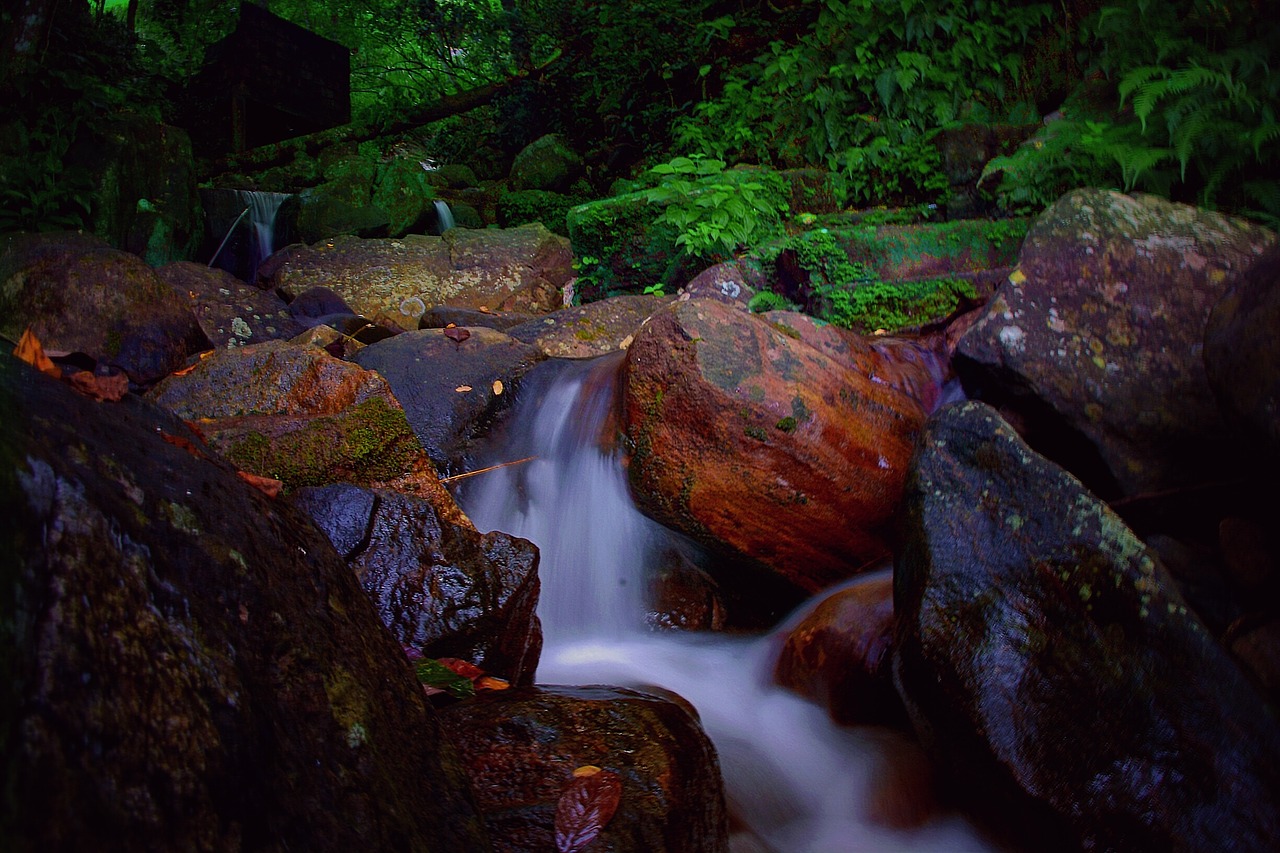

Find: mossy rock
<box><xmin>373</xmin><ymin>158</ymin><xmax>436</xmax><ymax>237</ymax></box>
<box><xmin>221</xmin><ymin>397</ymin><xmax>426</xmax><ymax>491</ymax></box>
<box><xmin>823</xmin><ymin>277</ymin><xmax>979</xmax><ymax>334</ymax></box>
<box><xmin>496</xmin><ymin>189</ymin><xmax>584</xmax><ymax>236</ymax></box>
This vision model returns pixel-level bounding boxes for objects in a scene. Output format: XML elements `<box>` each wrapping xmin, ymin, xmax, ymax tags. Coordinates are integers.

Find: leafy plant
<box><xmin>644</xmin><ymin>155</ymin><xmax>789</xmax><ymax>259</ymax></box>
<box><xmin>747</xmin><ymin>290</ymin><xmax>799</xmax><ymax>314</ymax></box>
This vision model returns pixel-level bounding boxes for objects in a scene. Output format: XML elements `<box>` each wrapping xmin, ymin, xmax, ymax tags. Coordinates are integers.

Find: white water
<box><xmin>434</xmin><ymin>199</ymin><xmax>456</xmax><ymax>233</ymax></box>
<box><xmin>234</xmin><ymin>189</ymin><xmax>289</xmax><ymax>277</ymax></box>
<box><xmin>458</xmin><ymin>355</ymin><xmax>993</xmax><ymax>853</ymax></box>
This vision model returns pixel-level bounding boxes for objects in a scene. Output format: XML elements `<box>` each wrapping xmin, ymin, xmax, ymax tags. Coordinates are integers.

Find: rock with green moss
<box><xmin>508</xmin><ymin>133</ymin><xmax>583</xmax><ymax>193</ymax></box>
<box><xmin>496</xmin><ymin>189</ymin><xmax>583</xmax><ymax>236</ymax></box>
<box><xmin>894</xmin><ymin>399</ymin><xmax>1280</xmax><ymax>851</ymax></box>
<box><xmin>0</xmin><ymin>351</ymin><xmax>489</xmax><ymax>851</ymax></box>
<box><xmin>372</xmin><ymin>156</ymin><xmax>437</xmax><ymax>237</ymax></box>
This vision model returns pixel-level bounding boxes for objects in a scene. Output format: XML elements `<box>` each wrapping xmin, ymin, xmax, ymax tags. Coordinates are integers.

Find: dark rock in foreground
<box><xmin>0</xmin><ymin>354</ymin><xmax>488</xmax><ymax>851</ymax></box>
<box><xmin>894</xmin><ymin>400</ymin><xmax>1280</xmax><ymax>851</ymax></box>
<box><xmin>439</xmin><ymin>685</ymin><xmax>729</xmax><ymax>853</ymax></box>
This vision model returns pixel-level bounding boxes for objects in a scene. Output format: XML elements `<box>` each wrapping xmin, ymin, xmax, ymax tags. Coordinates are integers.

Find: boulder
<box><xmin>893</xmin><ymin>400</ymin><xmax>1280</xmax><ymax>851</ymax></box>
<box><xmin>438</xmin><ymin>685</ymin><xmax>729</xmax><ymax>853</ymax></box>
<box><xmin>1204</xmin><ymin>243</ymin><xmax>1280</xmax><ymax>458</ymax></box>
<box><xmin>354</xmin><ymin>327</ymin><xmax>544</xmax><ymax>475</ymax></box>
<box><xmin>773</xmin><ymin>570</ymin><xmax>906</xmax><ymax>727</ymax></box>
<box><xmin>956</xmin><ymin>188</ymin><xmax>1276</xmax><ymax>497</ymax></box>
<box><xmin>147</xmin><ymin>339</ymin><xmax>429</xmax><ymax>491</ymax></box>
<box><xmin>506</xmin><ymin>294</ymin><xmax>668</xmax><ymax>359</ymax></box>
<box><xmin>680</xmin><ymin>260</ymin><xmax>763</xmax><ymax>310</ymax></box>
<box><xmin>0</xmin><ymin>352</ymin><xmax>489</xmax><ymax>851</ymax></box>
<box><xmin>622</xmin><ymin>299</ymin><xmax>933</xmax><ymax>593</ymax></box>
<box><xmin>158</xmin><ymin>260</ymin><xmax>304</xmax><ymax>348</ymax></box>
<box><xmin>263</xmin><ymin>223</ymin><xmax>573</xmax><ymax>323</ymax></box>
<box><xmin>0</xmin><ymin>232</ymin><xmax>210</xmax><ymax>384</ymax></box>
<box><xmin>508</xmin><ymin>133</ymin><xmax>584</xmax><ymax>193</ymax></box>
<box><xmin>293</xmin><ymin>484</ymin><xmax>542</xmax><ymax>685</ymax></box>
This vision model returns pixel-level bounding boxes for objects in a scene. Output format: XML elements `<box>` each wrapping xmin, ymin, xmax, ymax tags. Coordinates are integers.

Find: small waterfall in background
<box><xmin>237</xmin><ymin>189</ymin><xmax>289</xmax><ymax>281</ymax></box>
<box><xmin>457</xmin><ymin>354</ymin><xmax>993</xmax><ymax>853</ymax></box>
<box><xmin>433</xmin><ymin>199</ymin><xmax>456</xmax><ymax>234</ymax></box>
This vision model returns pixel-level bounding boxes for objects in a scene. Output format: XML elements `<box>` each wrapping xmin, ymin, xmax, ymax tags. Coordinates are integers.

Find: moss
<box><xmin>775</xmin><ymin>416</ymin><xmax>797</xmax><ymax>433</ymax></box>
<box><xmin>745</xmin><ymin>424</ymin><xmax>769</xmax><ymax>441</ymax></box>
<box><xmin>566</xmin><ymin>191</ymin><xmax>685</xmax><ymax>301</ymax></box>
<box><xmin>224</xmin><ymin>398</ymin><xmax>422</xmax><ymax>490</ymax></box>
<box><xmin>496</xmin><ymin>189</ymin><xmax>584</xmax><ymax>236</ymax></box>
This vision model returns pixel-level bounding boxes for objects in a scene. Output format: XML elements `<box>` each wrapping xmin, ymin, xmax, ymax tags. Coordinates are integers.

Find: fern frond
<box><xmin>1250</xmin><ymin>122</ymin><xmax>1280</xmax><ymax>159</ymax></box>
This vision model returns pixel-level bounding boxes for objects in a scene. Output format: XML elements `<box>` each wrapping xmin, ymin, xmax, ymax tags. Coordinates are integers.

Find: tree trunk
<box><xmin>202</xmin><ymin>60</ymin><xmax>549</xmax><ymax>178</ymax></box>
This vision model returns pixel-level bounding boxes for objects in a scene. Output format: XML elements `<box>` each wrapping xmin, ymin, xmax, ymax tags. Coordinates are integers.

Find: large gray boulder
<box><xmin>955</xmin><ymin>188</ymin><xmax>1275</xmax><ymax>497</ymax></box>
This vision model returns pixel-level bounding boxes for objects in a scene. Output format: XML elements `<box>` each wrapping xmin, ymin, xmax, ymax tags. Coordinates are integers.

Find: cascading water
<box><xmin>457</xmin><ymin>353</ymin><xmax>993</xmax><ymax>853</ymax></box>
<box><xmin>433</xmin><ymin>199</ymin><xmax>456</xmax><ymax>234</ymax></box>
<box><xmin>237</xmin><ymin>189</ymin><xmax>289</xmax><ymax>280</ymax></box>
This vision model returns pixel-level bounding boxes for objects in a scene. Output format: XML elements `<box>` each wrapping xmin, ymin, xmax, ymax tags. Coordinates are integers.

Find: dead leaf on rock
<box><xmin>443</xmin><ymin>326</ymin><xmax>470</xmax><ymax>345</ymax></box>
<box><xmin>160</xmin><ymin>430</ymin><xmax>206</xmax><ymax>459</ymax></box>
<box><xmin>492</xmin><ymin>379</ymin><xmax>504</xmax><ymax>396</ymax></box>
<box><xmin>455</xmin><ymin>385</ymin><xmax>473</xmax><ymax>393</ymax></box>
<box><xmin>237</xmin><ymin>470</ymin><xmax>283</xmax><ymax>498</ymax></box>
<box><xmin>68</xmin><ymin>370</ymin><xmax>129</xmax><ymax>401</ymax></box>
<box><xmin>475</xmin><ymin>675</ymin><xmax>510</xmax><ymax>691</ymax></box>
<box><xmin>555</xmin><ymin>767</ymin><xmax>622</xmax><ymax>853</ymax></box>
<box><xmin>13</xmin><ymin>327</ymin><xmax>61</xmax><ymax>378</ymax></box>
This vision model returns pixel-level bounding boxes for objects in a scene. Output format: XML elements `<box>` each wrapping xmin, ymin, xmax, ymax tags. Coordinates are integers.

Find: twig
<box><xmin>440</xmin><ymin>456</ymin><xmax>537</xmax><ymax>484</ymax></box>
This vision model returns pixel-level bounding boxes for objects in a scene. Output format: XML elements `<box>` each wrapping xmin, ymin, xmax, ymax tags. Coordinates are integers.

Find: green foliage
<box><xmin>747</xmin><ymin>290</ymin><xmax>799</xmax><ymax>314</ymax></box>
<box><xmin>496</xmin><ymin>189</ymin><xmax>583</xmax><ymax>235</ymax></box>
<box><xmin>982</xmin><ymin>0</ymin><xmax>1279</xmax><ymax>216</ymax></box>
<box><xmin>566</xmin><ymin>193</ymin><xmax>687</xmax><ymax>301</ymax></box>
<box><xmin>673</xmin><ymin>0</ymin><xmax>1055</xmax><ymax>206</ymax></box>
<box><xmin>414</xmin><ymin>659</ymin><xmax>476</xmax><ymax>698</ymax></box>
<box><xmin>0</xmin><ymin>7</ymin><xmax>150</xmax><ymax>234</ymax></box>
<box><xmin>644</xmin><ymin>156</ymin><xmax>789</xmax><ymax>259</ymax></box>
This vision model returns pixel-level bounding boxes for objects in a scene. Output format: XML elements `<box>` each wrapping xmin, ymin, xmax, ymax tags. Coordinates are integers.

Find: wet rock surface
<box><xmin>354</xmin><ymin>327</ymin><xmax>544</xmax><ymax>474</ymax></box>
<box><xmin>622</xmin><ymin>298</ymin><xmax>933</xmax><ymax>593</ymax></box>
<box><xmin>774</xmin><ymin>570</ymin><xmax>906</xmax><ymax>728</ymax></box>
<box><xmin>0</xmin><ymin>352</ymin><xmax>489</xmax><ymax>851</ymax></box>
<box><xmin>893</xmin><ymin>400</ymin><xmax>1280</xmax><ymax>851</ymax></box>
<box><xmin>956</xmin><ymin>188</ymin><xmax>1276</xmax><ymax>497</ymax></box>
<box><xmin>158</xmin><ymin>260</ymin><xmax>303</xmax><ymax>348</ymax></box>
<box><xmin>506</xmin><ymin>293</ymin><xmax>668</xmax><ymax>359</ymax></box>
<box><xmin>438</xmin><ymin>685</ymin><xmax>729</xmax><ymax>853</ymax></box>
<box><xmin>293</xmin><ymin>483</ymin><xmax>542</xmax><ymax>685</ymax></box>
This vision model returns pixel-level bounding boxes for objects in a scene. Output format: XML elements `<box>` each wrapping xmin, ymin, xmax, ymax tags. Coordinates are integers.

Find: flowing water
<box><xmin>235</xmin><ymin>189</ymin><xmax>289</xmax><ymax>281</ymax></box>
<box><xmin>433</xmin><ymin>199</ymin><xmax>456</xmax><ymax>234</ymax></box>
<box><xmin>457</xmin><ymin>353</ymin><xmax>993</xmax><ymax>852</ymax></box>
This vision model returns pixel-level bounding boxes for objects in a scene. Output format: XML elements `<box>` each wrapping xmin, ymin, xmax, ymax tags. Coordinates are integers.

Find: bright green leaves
<box><xmin>644</xmin><ymin>157</ymin><xmax>789</xmax><ymax>259</ymax></box>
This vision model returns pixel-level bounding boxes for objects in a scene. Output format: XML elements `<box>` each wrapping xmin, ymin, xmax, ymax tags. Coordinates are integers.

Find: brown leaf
<box><xmin>475</xmin><ymin>675</ymin><xmax>510</xmax><ymax>691</ymax></box>
<box><xmin>68</xmin><ymin>370</ymin><xmax>129</xmax><ymax>401</ymax></box>
<box><xmin>161</xmin><ymin>430</ymin><xmax>206</xmax><ymax>458</ymax></box>
<box><xmin>443</xmin><ymin>326</ymin><xmax>471</xmax><ymax>344</ymax></box>
<box><xmin>13</xmin><ymin>327</ymin><xmax>61</xmax><ymax>378</ymax></box>
<box><xmin>555</xmin><ymin>768</ymin><xmax>622</xmax><ymax>853</ymax></box>
<box><xmin>237</xmin><ymin>470</ymin><xmax>283</xmax><ymax>498</ymax></box>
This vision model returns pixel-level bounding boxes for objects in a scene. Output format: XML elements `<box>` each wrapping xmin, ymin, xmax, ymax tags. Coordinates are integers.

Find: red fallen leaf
<box><xmin>237</xmin><ymin>470</ymin><xmax>283</xmax><ymax>498</ymax></box>
<box><xmin>443</xmin><ymin>326</ymin><xmax>470</xmax><ymax>344</ymax></box>
<box><xmin>160</xmin><ymin>430</ymin><xmax>205</xmax><ymax>458</ymax></box>
<box><xmin>68</xmin><ymin>369</ymin><xmax>129</xmax><ymax>401</ymax></box>
<box><xmin>555</xmin><ymin>763</ymin><xmax>624</xmax><ymax>850</ymax></box>
<box><xmin>437</xmin><ymin>657</ymin><xmax>484</xmax><ymax>680</ymax></box>
<box><xmin>13</xmin><ymin>327</ymin><xmax>61</xmax><ymax>378</ymax></box>
<box><xmin>555</xmin><ymin>767</ymin><xmax>622</xmax><ymax>853</ymax></box>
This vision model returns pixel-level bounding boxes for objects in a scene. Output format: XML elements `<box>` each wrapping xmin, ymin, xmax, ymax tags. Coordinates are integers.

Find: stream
<box><xmin>456</xmin><ymin>353</ymin><xmax>994</xmax><ymax>852</ymax></box>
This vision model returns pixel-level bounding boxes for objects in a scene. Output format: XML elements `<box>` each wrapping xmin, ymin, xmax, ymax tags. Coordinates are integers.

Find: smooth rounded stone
<box><xmin>1</xmin><ymin>352</ymin><xmax>488</xmax><ymax>851</ymax></box>
<box><xmin>622</xmin><ymin>298</ymin><xmax>932</xmax><ymax>594</ymax></box>
<box><xmin>506</xmin><ymin>294</ymin><xmax>668</xmax><ymax>359</ymax></box>
<box><xmin>287</xmin><ymin>284</ymin><xmax>356</xmax><ymax>319</ymax></box>
<box><xmin>438</xmin><ymin>685</ymin><xmax>729</xmax><ymax>853</ymax></box>
<box><xmin>508</xmin><ymin>133</ymin><xmax>584</xmax><ymax>193</ymax></box>
<box><xmin>955</xmin><ymin>188</ymin><xmax>1275</xmax><ymax>497</ymax></box>
<box><xmin>678</xmin><ymin>261</ymin><xmax>760</xmax><ymax>310</ymax></box>
<box><xmin>354</xmin><ymin>327</ymin><xmax>544</xmax><ymax>475</ymax></box>
<box><xmin>420</xmin><ymin>305</ymin><xmax>536</xmax><ymax>332</ymax></box>
<box><xmin>646</xmin><ymin>552</ymin><xmax>727</xmax><ymax>632</ymax></box>
<box><xmin>773</xmin><ymin>569</ymin><xmax>907</xmax><ymax>728</ymax></box>
<box><xmin>894</xmin><ymin>399</ymin><xmax>1280</xmax><ymax>851</ymax></box>
<box><xmin>1</xmin><ymin>231</ymin><xmax>210</xmax><ymax>384</ymax></box>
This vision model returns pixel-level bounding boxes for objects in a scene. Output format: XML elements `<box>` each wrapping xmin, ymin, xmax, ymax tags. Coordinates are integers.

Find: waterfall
<box><xmin>236</xmin><ymin>189</ymin><xmax>289</xmax><ymax>279</ymax></box>
<box><xmin>433</xmin><ymin>199</ymin><xmax>456</xmax><ymax>234</ymax></box>
<box><xmin>457</xmin><ymin>353</ymin><xmax>994</xmax><ymax>852</ymax></box>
